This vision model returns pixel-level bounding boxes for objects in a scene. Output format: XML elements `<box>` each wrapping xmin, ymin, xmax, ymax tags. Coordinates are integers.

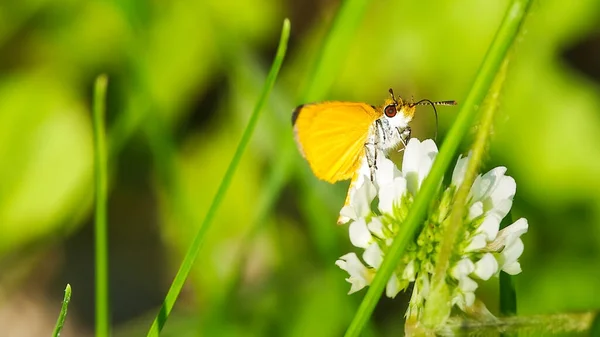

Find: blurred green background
<box><xmin>0</xmin><ymin>0</ymin><xmax>599</xmax><ymax>335</ymax></box>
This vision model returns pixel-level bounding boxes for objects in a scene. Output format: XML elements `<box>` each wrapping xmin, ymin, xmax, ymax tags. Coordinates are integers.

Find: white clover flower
<box><xmin>335</xmin><ymin>138</ymin><xmax>528</xmax><ymax>320</ymax></box>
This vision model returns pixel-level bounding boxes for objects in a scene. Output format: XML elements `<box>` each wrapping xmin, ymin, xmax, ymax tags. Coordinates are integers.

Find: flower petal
<box><xmin>367</xmin><ymin>217</ymin><xmax>385</xmax><ymax>239</ymax></box>
<box><xmin>402</xmin><ymin>260</ymin><xmax>417</xmax><ymax>282</ymax></box>
<box><xmin>451</xmin><ymin>258</ymin><xmax>475</xmax><ymax>280</ymax></box>
<box><xmin>349</xmin><ymin>218</ymin><xmax>372</xmax><ymax>248</ymax></box>
<box><xmin>452</xmin><ymin>154</ymin><xmax>470</xmax><ymax>187</ymax></box>
<box><xmin>473</xmin><ymin>253</ymin><xmax>498</xmax><ymax>280</ymax></box>
<box><xmin>385</xmin><ymin>274</ymin><xmax>402</xmax><ymax>298</ymax></box>
<box><xmin>486</xmin><ymin>218</ymin><xmax>528</xmax><ymax>252</ymax></box>
<box><xmin>478</xmin><ymin>214</ymin><xmax>501</xmax><ymax>241</ymax></box>
<box><xmin>465</xmin><ymin>233</ymin><xmax>487</xmax><ymax>252</ymax></box>
<box><xmin>335</xmin><ymin>253</ymin><xmax>371</xmax><ymax>294</ymax></box>
<box><xmin>402</xmin><ymin>138</ymin><xmax>438</xmax><ymax>195</ymax></box>
<box><xmin>468</xmin><ymin>201</ymin><xmax>484</xmax><ymax>221</ymax></box>
<box><xmin>375</xmin><ymin>154</ymin><xmax>402</xmax><ymax>187</ymax></box>
<box><xmin>501</xmin><ymin>238</ymin><xmax>524</xmax><ymax>273</ymax></box>
<box><xmin>363</xmin><ymin>242</ymin><xmax>383</xmax><ymax>269</ymax></box>
<box><xmin>378</xmin><ymin>176</ymin><xmax>407</xmax><ymax>214</ymax></box>
<box><xmin>470</xmin><ymin>167</ymin><xmax>507</xmax><ymax>202</ymax></box>
<box><xmin>339</xmin><ymin>177</ymin><xmax>377</xmax><ymax>223</ymax></box>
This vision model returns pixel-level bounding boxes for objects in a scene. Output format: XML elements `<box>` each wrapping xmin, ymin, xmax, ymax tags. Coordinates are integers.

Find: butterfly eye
<box><xmin>384</xmin><ymin>104</ymin><xmax>397</xmax><ymax>118</ymax></box>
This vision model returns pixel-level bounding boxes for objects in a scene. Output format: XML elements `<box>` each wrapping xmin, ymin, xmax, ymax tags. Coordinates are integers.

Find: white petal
<box><xmin>500</xmin><ymin>218</ymin><xmax>529</xmax><ymax>248</ymax></box>
<box><xmin>478</xmin><ymin>215</ymin><xmax>501</xmax><ymax>241</ymax></box>
<box><xmin>335</xmin><ymin>253</ymin><xmax>370</xmax><ymax>294</ymax></box>
<box><xmin>363</xmin><ymin>242</ymin><xmax>383</xmax><ymax>269</ymax></box>
<box><xmin>402</xmin><ymin>138</ymin><xmax>438</xmax><ymax>195</ymax></box>
<box><xmin>486</xmin><ymin>218</ymin><xmax>528</xmax><ymax>252</ymax></box>
<box><xmin>452</xmin><ymin>154</ymin><xmax>470</xmax><ymax>187</ymax></box>
<box><xmin>349</xmin><ymin>219</ymin><xmax>372</xmax><ymax>248</ymax></box>
<box><xmin>375</xmin><ymin>154</ymin><xmax>402</xmax><ymax>187</ymax></box>
<box><xmin>471</xmin><ymin>167</ymin><xmax>507</xmax><ymax>202</ymax></box>
<box><xmin>339</xmin><ymin>176</ymin><xmax>377</xmax><ymax>223</ymax></box>
<box><xmin>465</xmin><ymin>233</ymin><xmax>487</xmax><ymax>252</ymax></box>
<box><xmin>353</xmin><ymin>179</ymin><xmax>377</xmax><ymax>218</ymax></box>
<box><xmin>451</xmin><ymin>258</ymin><xmax>475</xmax><ymax>279</ymax></box>
<box><xmin>473</xmin><ymin>253</ymin><xmax>498</xmax><ymax>280</ymax></box>
<box><xmin>402</xmin><ymin>260</ymin><xmax>416</xmax><ymax>281</ymax></box>
<box><xmin>502</xmin><ymin>261</ymin><xmax>522</xmax><ymax>275</ymax></box>
<box><xmin>502</xmin><ymin>238</ymin><xmax>524</xmax><ymax>269</ymax></box>
<box><xmin>385</xmin><ymin>274</ymin><xmax>402</xmax><ymax>298</ymax></box>
<box><xmin>489</xmin><ymin>175</ymin><xmax>516</xmax><ymax>206</ymax></box>
<box><xmin>367</xmin><ymin>217</ymin><xmax>385</xmax><ymax>239</ymax></box>
<box><xmin>468</xmin><ymin>201</ymin><xmax>484</xmax><ymax>221</ymax></box>
<box><xmin>378</xmin><ymin>176</ymin><xmax>407</xmax><ymax>214</ymax></box>
<box><xmin>459</xmin><ymin>275</ymin><xmax>478</xmax><ymax>292</ymax></box>
<box><xmin>464</xmin><ymin>292</ymin><xmax>476</xmax><ymax>307</ymax></box>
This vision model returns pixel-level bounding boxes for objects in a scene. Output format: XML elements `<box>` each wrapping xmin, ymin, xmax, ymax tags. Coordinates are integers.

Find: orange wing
<box><xmin>292</xmin><ymin>102</ymin><xmax>382</xmax><ymax>183</ymax></box>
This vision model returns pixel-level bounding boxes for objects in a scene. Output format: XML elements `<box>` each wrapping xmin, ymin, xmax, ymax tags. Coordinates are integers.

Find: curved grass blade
<box><xmin>424</xmin><ymin>58</ymin><xmax>510</xmax><ymax>326</ymax></box>
<box><xmin>52</xmin><ymin>284</ymin><xmax>72</xmax><ymax>337</ymax></box>
<box><xmin>145</xmin><ymin>18</ymin><xmax>290</xmax><ymax>336</ymax></box>
<box><xmin>344</xmin><ymin>1</ymin><xmax>533</xmax><ymax>335</ymax></box>
<box><xmin>93</xmin><ymin>74</ymin><xmax>110</xmax><ymax>337</ymax></box>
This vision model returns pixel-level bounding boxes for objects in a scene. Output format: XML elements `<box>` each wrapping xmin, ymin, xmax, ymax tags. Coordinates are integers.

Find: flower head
<box><xmin>336</xmin><ymin>138</ymin><xmax>528</xmax><ymax>321</ymax></box>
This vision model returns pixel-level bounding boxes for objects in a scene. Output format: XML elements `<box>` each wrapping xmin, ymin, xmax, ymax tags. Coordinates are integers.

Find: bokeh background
<box><xmin>1</xmin><ymin>0</ymin><xmax>599</xmax><ymax>336</ymax></box>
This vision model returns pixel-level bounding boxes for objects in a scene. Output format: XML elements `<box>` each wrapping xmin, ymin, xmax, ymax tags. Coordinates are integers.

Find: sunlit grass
<box><xmin>93</xmin><ymin>74</ymin><xmax>110</xmax><ymax>337</ymax></box>
<box><xmin>52</xmin><ymin>284</ymin><xmax>72</xmax><ymax>337</ymax></box>
<box><xmin>145</xmin><ymin>18</ymin><xmax>291</xmax><ymax>336</ymax></box>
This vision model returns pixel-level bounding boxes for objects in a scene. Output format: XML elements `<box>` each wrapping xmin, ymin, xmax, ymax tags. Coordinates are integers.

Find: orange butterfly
<box><xmin>292</xmin><ymin>89</ymin><xmax>456</xmax><ymax>221</ymax></box>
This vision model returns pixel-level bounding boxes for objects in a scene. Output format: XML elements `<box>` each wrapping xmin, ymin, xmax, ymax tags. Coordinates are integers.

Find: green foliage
<box><xmin>0</xmin><ymin>0</ymin><xmax>600</xmax><ymax>335</ymax></box>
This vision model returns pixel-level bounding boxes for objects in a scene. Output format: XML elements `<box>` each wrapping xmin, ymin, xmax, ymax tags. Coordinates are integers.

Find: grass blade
<box><xmin>145</xmin><ymin>18</ymin><xmax>290</xmax><ymax>336</ymax></box>
<box><xmin>93</xmin><ymin>74</ymin><xmax>110</xmax><ymax>337</ymax></box>
<box><xmin>344</xmin><ymin>1</ymin><xmax>532</xmax><ymax>335</ymax></box>
<box><xmin>52</xmin><ymin>284</ymin><xmax>72</xmax><ymax>337</ymax></box>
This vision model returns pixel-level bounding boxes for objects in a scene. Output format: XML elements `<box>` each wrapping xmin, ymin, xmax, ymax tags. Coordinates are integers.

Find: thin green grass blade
<box><xmin>344</xmin><ymin>1</ymin><xmax>532</xmax><ymax>336</ymax></box>
<box><xmin>210</xmin><ymin>0</ymin><xmax>371</xmax><ymax>314</ymax></box>
<box><xmin>299</xmin><ymin>0</ymin><xmax>370</xmax><ymax>102</ymax></box>
<box><xmin>424</xmin><ymin>58</ymin><xmax>510</xmax><ymax>326</ymax></box>
<box><xmin>93</xmin><ymin>74</ymin><xmax>110</xmax><ymax>337</ymax></box>
<box><xmin>52</xmin><ymin>284</ymin><xmax>72</xmax><ymax>337</ymax></box>
<box><xmin>145</xmin><ymin>18</ymin><xmax>290</xmax><ymax>336</ymax></box>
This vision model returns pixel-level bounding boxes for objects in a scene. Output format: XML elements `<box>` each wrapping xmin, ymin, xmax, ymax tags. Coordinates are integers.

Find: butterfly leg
<box><xmin>397</xmin><ymin>126</ymin><xmax>411</xmax><ymax>152</ymax></box>
<box><xmin>364</xmin><ymin>122</ymin><xmax>381</xmax><ymax>182</ymax></box>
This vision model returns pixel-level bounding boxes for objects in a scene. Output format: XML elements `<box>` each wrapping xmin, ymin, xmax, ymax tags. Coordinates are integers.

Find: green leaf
<box><xmin>52</xmin><ymin>284</ymin><xmax>72</xmax><ymax>337</ymax></box>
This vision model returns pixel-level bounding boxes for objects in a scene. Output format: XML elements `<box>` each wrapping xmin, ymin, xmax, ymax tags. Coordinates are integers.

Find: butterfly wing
<box><xmin>292</xmin><ymin>102</ymin><xmax>381</xmax><ymax>183</ymax></box>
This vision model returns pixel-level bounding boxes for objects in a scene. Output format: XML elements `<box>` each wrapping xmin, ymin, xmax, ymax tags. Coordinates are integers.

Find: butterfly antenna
<box><xmin>410</xmin><ymin>99</ymin><xmax>457</xmax><ymax>142</ymax></box>
<box><xmin>388</xmin><ymin>88</ymin><xmax>398</xmax><ymax>104</ymax></box>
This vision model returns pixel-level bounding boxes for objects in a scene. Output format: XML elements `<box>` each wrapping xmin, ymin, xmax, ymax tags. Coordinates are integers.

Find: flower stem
<box><xmin>52</xmin><ymin>284</ymin><xmax>72</xmax><ymax>337</ymax></box>
<box><xmin>344</xmin><ymin>0</ymin><xmax>532</xmax><ymax>335</ymax></box>
<box><xmin>145</xmin><ymin>18</ymin><xmax>290</xmax><ymax>336</ymax></box>
<box><xmin>93</xmin><ymin>74</ymin><xmax>110</xmax><ymax>337</ymax></box>
<box><xmin>439</xmin><ymin>312</ymin><xmax>596</xmax><ymax>336</ymax></box>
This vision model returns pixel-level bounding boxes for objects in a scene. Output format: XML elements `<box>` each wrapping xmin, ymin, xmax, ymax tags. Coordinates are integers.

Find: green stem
<box><xmin>145</xmin><ymin>18</ymin><xmax>290</xmax><ymax>336</ymax></box>
<box><xmin>440</xmin><ymin>312</ymin><xmax>596</xmax><ymax>336</ymax></box>
<box><xmin>52</xmin><ymin>284</ymin><xmax>72</xmax><ymax>337</ymax></box>
<box><xmin>344</xmin><ymin>1</ymin><xmax>532</xmax><ymax>336</ymax></box>
<box><xmin>93</xmin><ymin>74</ymin><xmax>110</xmax><ymax>337</ymax></box>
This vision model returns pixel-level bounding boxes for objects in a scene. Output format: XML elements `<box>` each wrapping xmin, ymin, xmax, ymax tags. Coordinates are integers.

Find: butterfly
<box><xmin>292</xmin><ymin>89</ymin><xmax>456</xmax><ymax>222</ymax></box>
